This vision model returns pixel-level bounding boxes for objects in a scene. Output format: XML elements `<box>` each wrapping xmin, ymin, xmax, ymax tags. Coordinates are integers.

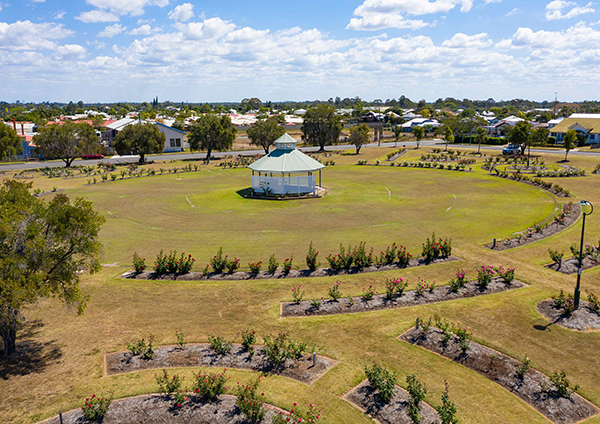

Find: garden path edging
<box><xmin>104</xmin><ymin>344</ymin><xmax>337</xmax><ymax>385</ymax></box>
<box><xmin>343</xmin><ymin>379</ymin><xmax>439</xmax><ymax>424</ymax></box>
<box><xmin>281</xmin><ymin>278</ymin><xmax>526</xmax><ymax>318</ymax></box>
<box><xmin>399</xmin><ymin>326</ymin><xmax>598</xmax><ymax>424</ymax></box>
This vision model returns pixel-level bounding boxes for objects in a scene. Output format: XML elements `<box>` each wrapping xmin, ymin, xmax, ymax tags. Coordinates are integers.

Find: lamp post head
<box><xmin>577</xmin><ymin>200</ymin><xmax>593</xmax><ymax>215</ymax></box>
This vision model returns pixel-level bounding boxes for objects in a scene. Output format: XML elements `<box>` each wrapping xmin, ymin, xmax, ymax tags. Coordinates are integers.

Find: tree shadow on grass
<box><xmin>0</xmin><ymin>320</ymin><xmax>62</xmax><ymax>380</ymax></box>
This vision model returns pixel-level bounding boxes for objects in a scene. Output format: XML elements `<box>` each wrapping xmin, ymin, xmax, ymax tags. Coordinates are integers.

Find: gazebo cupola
<box><xmin>248</xmin><ymin>134</ymin><xmax>325</xmax><ymax>196</ymax></box>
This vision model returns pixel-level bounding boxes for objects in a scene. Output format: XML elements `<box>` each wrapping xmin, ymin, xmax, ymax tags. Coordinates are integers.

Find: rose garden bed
<box><xmin>40</xmin><ymin>394</ymin><xmax>287</xmax><ymax>424</ymax></box>
<box><xmin>121</xmin><ymin>256</ymin><xmax>459</xmax><ymax>282</ymax></box>
<box><xmin>536</xmin><ymin>300</ymin><xmax>600</xmax><ymax>331</ymax></box>
<box><xmin>105</xmin><ymin>344</ymin><xmax>336</xmax><ymax>385</ymax></box>
<box><xmin>281</xmin><ymin>278</ymin><xmax>525</xmax><ymax>318</ymax></box>
<box><xmin>400</xmin><ymin>326</ymin><xmax>598</xmax><ymax>424</ymax></box>
<box><xmin>545</xmin><ymin>255</ymin><xmax>600</xmax><ymax>274</ymax></box>
<box><xmin>488</xmin><ymin>203</ymin><xmax>580</xmax><ymax>251</ymax></box>
<box><xmin>343</xmin><ymin>380</ymin><xmax>439</xmax><ymax>424</ymax></box>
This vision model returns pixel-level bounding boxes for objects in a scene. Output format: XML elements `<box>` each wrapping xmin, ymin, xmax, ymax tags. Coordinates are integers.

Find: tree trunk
<box><xmin>139</xmin><ymin>153</ymin><xmax>146</xmax><ymax>164</ymax></box>
<box><xmin>1</xmin><ymin>313</ymin><xmax>17</xmax><ymax>357</ymax></box>
<box><xmin>356</xmin><ymin>146</ymin><xmax>361</xmax><ymax>154</ymax></box>
<box><xmin>206</xmin><ymin>147</ymin><xmax>212</xmax><ymax>162</ymax></box>
<box><xmin>64</xmin><ymin>157</ymin><xmax>74</xmax><ymax>167</ymax></box>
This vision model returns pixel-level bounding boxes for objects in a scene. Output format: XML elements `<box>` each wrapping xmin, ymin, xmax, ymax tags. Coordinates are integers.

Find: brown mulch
<box><xmin>281</xmin><ymin>278</ymin><xmax>526</xmax><ymax>318</ymax></box>
<box><xmin>121</xmin><ymin>256</ymin><xmax>459</xmax><ymax>282</ymax></box>
<box><xmin>545</xmin><ymin>256</ymin><xmax>600</xmax><ymax>275</ymax></box>
<box><xmin>400</xmin><ymin>327</ymin><xmax>598</xmax><ymax>424</ymax></box>
<box><xmin>39</xmin><ymin>394</ymin><xmax>286</xmax><ymax>424</ymax></box>
<box><xmin>536</xmin><ymin>300</ymin><xmax>600</xmax><ymax>331</ymax></box>
<box><xmin>488</xmin><ymin>204</ymin><xmax>580</xmax><ymax>251</ymax></box>
<box><xmin>344</xmin><ymin>380</ymin><xmax>439</xmax><ymax>424</ymax></box>
<box><xmin>105</xmin><ymin>344</ymin><xmax>336</xmax><ymax>385</ymax></box>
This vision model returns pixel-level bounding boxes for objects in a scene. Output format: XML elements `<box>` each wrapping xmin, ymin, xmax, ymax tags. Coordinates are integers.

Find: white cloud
<box><xmin>484</xmin><ymin>0</ymin><xmax>502</xmax><ymax>3</ymax></box>
<box><xmin>545</xmin><ymin>0</ymin><xmax>594</xmax><ymax>20</ymax></box>
<box><xmin>0</xmin><ymin>20</ymin><xmax>74</xmax><ymax>50</ymax></box>
<box><xmin>168</xmin><ymin>3</ymin><xmax>194</xmax><ymax>22</ymax></box>
<box><xmin>51</xmin><ymin>44</ymin><xmax>87</xmax><ymax>60</ymax></box>
<box><xmin>98</xmin><ymin>23</ymin><xmax>125</xmax><ymax>37</ymax></box>
<box><xmin>506</xmin><ymin>7</ymin><xmax>518</xmax><ymax>16</ymax></box>
<box><xmin>86</xmin><ymin>0</ymin><xmax>170</xmax><ymax>17</ymax></box>
<box><xmin>347</xmin><ymin>15</ymin><xmax>428</xmax><ymax>30</ymax></box>
<box><xmin>53</xmin><ymin>11</ymin><xmax>66</xmax><ymax>19</ymax></box>
<box><xmin>129</xmin><ymin>24</ymin><xmax>153</xmax><ymax>35</ymax></box>
<box><xmin>31</xmin><ymin>0</ymin><xmax>45</xmax><ymax>2</ymax></box>
<box><xmin>176</xmin><ymin>17</ymin><xmax>237</xmax><ymax>40</ymax></box>
<box><xmin>442</xmin><ymin>32</ymin><xmax>492</xmax><ymax>48</ymax></box>
<box><xmin>501</xmin><ymin>22</ymin><xmax>600</xmax><ymax>49</ymax></box>
<box><xmin>76</xmin><ymin>10</ymin><xmax>119</xmax><ymax>23</ymax></box>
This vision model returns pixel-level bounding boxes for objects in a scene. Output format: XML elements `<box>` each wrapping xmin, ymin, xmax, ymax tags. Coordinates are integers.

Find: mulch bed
<box><xmin>39</xmin><ymin>394</ymin><xmax>286</xmax><ymax>424</ymax></box>
<box><xmin>400</xmin><ymin>327</ymin><xmax>598</xmax><ymax>424</ymax></box>
<box><xmin>545</xmin><ymin>256</ymin><xmax>600</xmax><ymax>274</ymax></box>
<box><xmin>344</xmin><ymin>380</ymin><xmax>439</xmax><ymax>424</ymax></box>
<box><xmin>488</xmin><ymin>203</ymin><xmax>580</xmax><ymax>251</ymax></box>
<box><xmin>536</xmin><ymin>300</ymin><xmax>600</xmax><ymax>331</ymax></box>
<box><xmin>281</xmin><ymin>278</ymin><xmax>526</xmax><ymax>318</ymax></box>
<box><xmin>105</xmin><ymin>344</ymin><xmax>336</xmax><ymax>385</ymax></box>
<box><xmin>121</xmin><ymin>256</ymin><xmax>460</xmax><ymax>282</ymax></box>
<box><xmin>493</xmin><ymin>174</ymin><xmax>572</xmax><ymax>198</ymax></box>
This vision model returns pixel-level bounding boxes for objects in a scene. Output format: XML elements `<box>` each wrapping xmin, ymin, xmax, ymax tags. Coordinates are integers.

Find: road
<box><xmin>1</xmin><ymin>139</ymin><xmax>598</xmax><ymax>171</ymax></box>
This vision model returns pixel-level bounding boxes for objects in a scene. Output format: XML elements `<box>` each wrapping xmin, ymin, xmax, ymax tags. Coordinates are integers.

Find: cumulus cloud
<box><xmin>168</xmin><ymin>3</ymin><xmax>194</xmax><ymax>22</ymax></box>
<box><xmin>501</xmin><ymin>22</ymin><xmax>600</xmax><ymax>49</ymax></box>
<box><xmin>129</xmin><ymin>24</ymin><xmax>153</xmax><ymax>35</ymax></box>
<box><xmin>176</xmin><ymin>17</ymin><xmax>237</xmax><ymax>40</ymax></box>
<box><xmin>76</xmin><ymin>10</ymin><xmax>119</xmax><ymax>23</ymax></box>
<box><xmin>348</xmin><ymin>0</ymin><xmax>475</xmax><ymax>31</ymax></box>
<box><xmin>98</xmin><ymin>23</ymin><xmax>125</xmax><ymax>37</ymax></box>
<box><xmin>53</xmin><ymin>11</ymin><xmax>66</xmax><ymax>19</ymax></box>
<box><xmin>442</xmin><ymin>32</ymin><xmax>492</xmax><ymax>48</ymax></box>
<box><xmin>545</xmin><ymin>0</ymin><xmax>594</xmax><ymax>20</ymax></box>
<box><xmin>86</xmin><ymin>0</ymin><xmax>170</xmax><ymax>17</ymax></box>
<box><xmin>51</xmin><ymin>44</ymin><xmax>87</xmax><ymax>60</ymax></box>
<box><xmin>0</xmin><ymin>20</ymin><xmax>74</xmax><ymax>50</ymax></box>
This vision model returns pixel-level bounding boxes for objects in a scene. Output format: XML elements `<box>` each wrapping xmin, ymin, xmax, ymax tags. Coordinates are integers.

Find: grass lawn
<box><xmin>1</xmin><ymin>145</ymin><xmax>600</xmax><ymax>424</ymax></box>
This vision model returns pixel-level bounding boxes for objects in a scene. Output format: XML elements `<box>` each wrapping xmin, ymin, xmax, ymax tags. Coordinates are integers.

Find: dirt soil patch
<box><xmin>400</xmin><ymin>327</ymin><xmax>598</xmax><ymax>424</ymax></box>
<box><xmin>105</xmin><ymin>344</ymin><xmax>336</xmax><ymax>385</ymax></box>
<box><xmin>344</xmin><ymin>380</ymin><xmax>439</xmax><ymax>424</ymax></box>
<box><xmin>281</xmin><ymin>278</ymin><xmax>525</xmax><ymax>318</ymax></box>
<box><xmin>121</xmin><ymin>256</ymin><xmax>459</xmax><ymax>282</ymax></box>
<box><xmin>545</xmin><ymin>256</ymin><xmax>600</xmax><ymax>275</ymax></box>
<box><xmin>536</xmin><ymin>300</ymin><xmax>600</xmax><ymax>331</ymax></box>
<box><xmin>488</xmin><ymin>203</ymin><xmax>580</xmax><ymax>251</ymax></box>
<box><xmin>39</xmin><ymin>394</ymin><xmax>286</xmax><ymax>424</ymax></box>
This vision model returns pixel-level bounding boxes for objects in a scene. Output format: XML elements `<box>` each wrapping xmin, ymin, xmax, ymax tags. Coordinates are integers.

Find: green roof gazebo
<box><xmin>248</xmin><ymin>134</ymin><xmax>325</xmax><ymax>196</ymax></box>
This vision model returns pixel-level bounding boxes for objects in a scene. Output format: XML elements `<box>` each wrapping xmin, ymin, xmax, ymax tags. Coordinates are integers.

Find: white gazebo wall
<box><xmin>252</xmin><ymin>174</ymin><xmax>316</xmax><ymax>195</ymax></box>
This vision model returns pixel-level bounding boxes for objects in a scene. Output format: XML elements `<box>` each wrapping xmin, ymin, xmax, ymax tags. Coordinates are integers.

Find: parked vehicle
<box><xmin>502</xmin><ymin>144</ymin><xmax>520</xmax><ymax>155</ymax></box>
<box><xmin>82</xmin><ymin>154</ymin><xmax>104</xmax><ymax>160</ymax></box>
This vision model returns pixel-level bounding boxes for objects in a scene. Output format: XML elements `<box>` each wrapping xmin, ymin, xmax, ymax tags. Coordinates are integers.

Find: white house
<box><xmin>401</xmin><ymin>118</ymin><xmax>440</xmax><ymax>132</ymax></box>
<box><xmin>106</xmin><ymin>118</ymin><xmax>189</xmax><ymax>152</ymax></box>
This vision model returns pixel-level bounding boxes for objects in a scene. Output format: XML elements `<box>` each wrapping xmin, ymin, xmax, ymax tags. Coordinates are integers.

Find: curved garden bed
<box><xmin>537</xmin><ymin>300</ymin><xmax>600</xmax><ymax>331</ymax></box>
<box><xmin>344</xmin><ymin>380</ymin><xmax>439</xmax><ymax>424</ymax></box>
<box><xmin>492</xmin><ymin>171</ymin><xmax>573</xmax><ymax>197</ymax></box>
<box><xmin>105</xmin><ymin>344</ymin><xmax>336</xmax><ymax>385</ymax></box>
<box><xmin>488</xmin><ymin>202</ymin><xmax>580</xmax><ymax>251</ymax></box>
<box><xmin>121</xmin><ymin>256</ymin><xmax>459</xmax><ymax>281</ymax></box>
<box><xmin>281</xmin><ymin>278</ymin><xmax>526</xmax><ymax>318</ymax></box>
<box><xmin>39</xmin><ymin>394</ymin><xmax>286</xmax><ymax>424</ymax></box>
<box><xmin>400</xmin><ymin>327</ymin><xmax>598</xmax><ymax>424</ymax></box>
<box><xmin>545</xmin><ymin>255</ymin><xmax>600</xmax><ymax>274</ymax></box>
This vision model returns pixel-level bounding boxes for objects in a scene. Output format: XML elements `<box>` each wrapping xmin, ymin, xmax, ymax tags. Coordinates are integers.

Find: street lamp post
<box><xmin>574</xmin><ymin>200</ymin><xmax>593</xmax><ymax>309</ymax></box>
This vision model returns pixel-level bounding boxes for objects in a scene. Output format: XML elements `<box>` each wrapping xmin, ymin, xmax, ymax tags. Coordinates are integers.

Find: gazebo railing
<box><xmin>251</xmin><ymin>175</ymin><xmax>315</xmax><ymax>195</ymax></box>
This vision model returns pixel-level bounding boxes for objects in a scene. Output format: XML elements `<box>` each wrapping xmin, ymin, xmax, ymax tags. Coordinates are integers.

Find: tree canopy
<box><xmin>0</xmin><ymin>180</ymin><xmax>105</xmax><ymax>356</ymax></box>
<box><xmin>444</xmin><ymin>125</ymin><xmax>454</xmax><ymax>151</ymax></box>
<box><xmin>33</xmin><ymin>122</ymin><xmax>99</xmax><ymax>167</ymax></box>
<box><xmin>349</xmin><ymin>123</ymin><xmax>370</xmax><ymax>154</ymax></box>
<box><xmin>413</xmin><ymin>126</ymin><xmax>424</xmax><ymax>148</ymax></box>
<box><xmin>301</xmin><ymin>104</ymin><xmax>343</xmax><ymax>152</ymax></box>
<box><xmin>247</xmin><ymin>117</ymin><xmax>285</xmax><ymax>154</ymax></box>
<box><xmin>564</xmin><ymin>129</ymin><xmax>576</xmax><ymax>161</ymax></box>
<box><xmin>0</xmin><ymin>123</ymin><xmax>22</xmax><ymax>160</ymax></box>
<box><xmin>187</xmin><ymin>114</ymin><xmax>236</xmax><ymax>161</ymax></box>
<box><xmin>113</xmin><ymin>122</ymin><xmax>165</xmax><ymax>164</ymax></box>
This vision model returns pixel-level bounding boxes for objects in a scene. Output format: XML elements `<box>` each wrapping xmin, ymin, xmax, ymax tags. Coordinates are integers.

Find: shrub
<box><xmin>310</xmin><ymin>298</ymin><xmax>321</xmax><ymax>309</ymax></box>
<box><xmin>154</xmin><ymin>249</ymin><xmax>169</xmax><ymax>274</ymax></box>
<box><xmin>415</xmin><ymin>278</ymin><xmax>432</xmax><ymax>296</ymax></box>
<box><xmin>306</xmin><ymin>241</ymin><xmax>319</xmax><ymax>271</ymax></box>
<box><xmin>210</xmin><ymin>247</ymin><xmax>228</xmax><ymax>273</ymax></box>
<box><xmin>291</xmin><ymin>285</ymin><xmax>303</xmax><ymax>303</ymax></box>
<box><xmin>385</xmin><ymin>278</ymin><xmax>408</xmax><ymax>300</ymax></box>
<box><xmin>236</xmin><ymin>377</ymin><xmax>265</xmax><ymax>423</ymax></box>
<box><xmin>587</xmin><ymin>291</ymin><xmax>600</xmax><ymax>313</ymax></box>
<box><xmin>362</xmin><ymin>284</ymin><xmax>375</xmax><ymax>301</ymax></box>
<box><xmin>544</xmin><ymin>370</ymin><xmax>579</xmax><ymax>398</ymax></box>
<box><xmin>570</xmin><ymin>244</ymin><xmax>582</xmax><ymax>259</ymax></box>
<box><xmin>268</xmin><ymin>254</ymin><xmax>278</xmax><ymax>274</ymax></box>
<box><xmin>249</xmin><ymin>261</ymin><xmax>262</xmax><ymax>276</ymax></box>
<box><xmin>328</xmin><ymin>281</ymin><xmax>342</xmax><ymax>301</ymax></box>
<box><xmin>552</xmin><ymin>290</ymin><xmax>575</xmax><ymax>315</ymax></box>
<box><xmin>133</xmin><ymin>252</ymin><xmax>146</xmax><ymax>274</ymax></box>
<box><xmin>326</xmin><ymin>244</ymin><xmax>353</xmax><ymax>271</ymax></box>
<box><xmin>192</xmin><ymin>368</ymin><xmax>228</xmax><ymax>400</ymax></box>
<box><xmin>449</xmin><ymin>270</ymin><xmax>468</xmax><ymax>292</ymax></box>
<box><xmin>82</xmin><ymin>393</ymin><xmax>113</xmax><ymax>422</ymax></box>
<box><xmin>262</xmin><ymin>333</ymin><xmax>307</xmax><ymax>365</ymax></box>
<box><xmin>126</xmin><ymin>336</ymin><xmax>154</xmax><ymax>359</ymax></box>
<box><xmin>226</xmin><ymin>257</ymin><xmax>240</xmax><ymax>273</ymax></box>
<box><xmin>155</xmin><ymin>369</ymin><xmax>183</xmax><ymax>395</ymax></box>
<box><xmin>454</xmin><ymin>326</ymin><xmax>471</xmax><ymax>353</ymax></box>
<box><xmin>273</xmin><ymin>403</ymin><xmax>321</xmax><ymax>424</ymax></box>
<box><xmin>208</xmin><ymin>334</ymin><xmax>231</xmax><ymax>355</ymax></box>
<box><xmin>421</xmin><ymin>233</ymin><xmax>451</xmax><ymax>262</ymax></box>
<box><xmin>177</xmin><ymin>253</ymin><xmax>195</xmax><ymax>274</ymax></box>
<box><xmin>476</xmin><ymin>266</ymin><xmax>495</xmax><ymax>288</ymax></box>
<box><xmin>549</xmin><ymin>249</ymin><xmax>564</xmax><ymax>264</ymax></box>
<box><xmin>495</xmin><ymin>266</ymin><xmax>515</xmax><ymax>284</ymax></box>
<box><xmin>176</xmin><ymin>330</ymin><xmax>186</xmax><ymax>348</ymax></box>
<box><xmin>283</xmin><ymin>257</ymin><xmax>293</xmax><ymax>274</ymax></box>
<box><xmin>241</xmin><ymin>329</ymin><xmax>257</xmax><ymax>356</ymax></box>
<box><xmin>435</xmin><ymin>381</ymin><xmax>458</xmax><ymax>424</ymax></box>
<box><xmin>406</xmin><ymin>374</ymin><xmax>427</xmax><ymax>424</ymax></box>
<box><xmin>515</xmin><ymin>356</ymin><xmax>530</xmax><ymax>380</ymax></box>
<box><xmin>365</xmin><ymin>364</ymin><xmax>397</xmax><ymax>404</ymax></box>
<box><xmin>397</xmin><ymin>245</ymin><xmax>413</xmax><ymax>267</ymax></box>
<box><xmin>352</xmin><ymin>242</ymin><xmax>373</xmax><ymax>269</ymax></box>
<box><xmin>380</xmin><ymin>243</ymin><xmax>399</xmax><ymax>265</ymax></box>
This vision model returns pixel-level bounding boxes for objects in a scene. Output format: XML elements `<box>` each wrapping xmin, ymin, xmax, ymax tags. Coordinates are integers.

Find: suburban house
<box><xmin>401</xmin><ymin>118</ymin><xmax>440</xmax><ymax>132</ymax></box>
<box><xmin>486</xmin><ymin>115</ymin><xmax>525</xmax><ymax>136</ymax></box>
<box><xmin>105</xmin><ymin>118</ymin><xmax>189</xmax><ymax>152</ymax></box>
<box><xmin>550</xmin><ymin>114</ymin><xmax>600</xmax><ymax>144</ymax></box>
<box><xmin>3</xmin><ymin>121</ymin><xmax>42</xmax><ymax>160</ymax></box>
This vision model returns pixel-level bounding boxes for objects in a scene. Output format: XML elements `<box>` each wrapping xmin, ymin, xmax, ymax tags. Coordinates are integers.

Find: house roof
<box><xmin>155</xmin><ymin>122</ymin><xmax>186</xmax><ymax>134</ymax></box>
<box><xmin>248</xmin><ymin>134</ymin><xmax>325</xmax><ymax>174</ymax></box>
<box><xmin>551</xmin><ymin>118</ymin><xmax>600</xmax><ymax>134</ymax></box>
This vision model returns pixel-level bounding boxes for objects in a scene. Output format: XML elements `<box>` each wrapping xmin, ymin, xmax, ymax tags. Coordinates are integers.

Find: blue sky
<box><xmin>1</xmin><ymin>0</ymin><xmax>600</xmax><ymax>103</ymax></box>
